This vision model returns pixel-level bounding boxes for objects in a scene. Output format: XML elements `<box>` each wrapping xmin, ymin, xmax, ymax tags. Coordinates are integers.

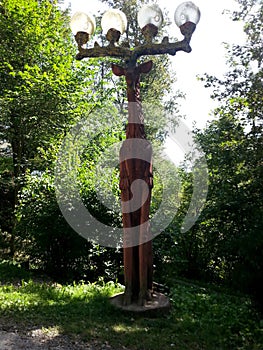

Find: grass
<box><xmin>0</xmin><ymin>261</ymin><xmax>263</xmax><ymax>350</ymax></box>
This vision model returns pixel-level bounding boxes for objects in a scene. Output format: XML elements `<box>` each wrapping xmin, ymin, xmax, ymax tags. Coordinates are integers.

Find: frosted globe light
<box><xmin>174</xmin><ymin>1</ymin><xmax>201</xmax><ymax>27</ymax></box>
<box><xmin>137</xmin><ymin>4</ymin><xmax>163</xmax><ymax>29</ymax></box>
<box><xmin>101</xmin><ymin>9</ymin><xmax>127</xmax><ymax>35</ymax></box>
<box><xmin>70</xmin><ymin>12</ymin><xmax>96</xmax><ymax>36</ymax></box>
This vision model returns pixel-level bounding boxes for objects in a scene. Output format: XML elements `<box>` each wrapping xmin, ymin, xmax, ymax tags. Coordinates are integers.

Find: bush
<box><xmin>16</xmin><ymin>172</ymin><xmax>122</xmax><ymax>283</ymax></box>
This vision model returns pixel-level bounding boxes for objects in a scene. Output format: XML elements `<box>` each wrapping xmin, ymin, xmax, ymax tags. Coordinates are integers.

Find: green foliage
<box><xmin>98</xmin><ymin>0</ymin><xmax>184</xmax><ymax>141</ymax></box>
<box><xmin>150</xmin><ymin>1</ymin><xmax>263</xmax><ymax>309</ymax></box>
<box><xmin>77</xmin><ymin>126</ymin><xmax>124</xmax><ymax>224</ymax></box>
<box><xmin>0</xmin><ymin>170</ymin><xmax>14</xmax><ymax>233</ymax></box>
<box><xmin>0</xmin><ymin>0</ymin><xmax>105</xmax><ymax>184</ymax></box>
<box><xmin>187</xmin><ymin>0</ymin><xmax>263</xmax><ymax>310</ymax></box>
<box><xmin>152</xmin><ymin>161</ymin><xmax>209</xmax><ymax>285</ymax></box>
<box><xmin>16</xmin><ymin>172</ymin><xmax>89</xmax><ymax>280</ymax></box>
<box><xmin>15</xmin><ymin>171</ymin><xmax>123</xmax><ymax>282</ymax></box>
<box><xmin>0</xmin><ymin>0</ymin><xmax>78</xmax><ymax>164</ymax></box>
<box><xmin>2</xmin><ymin>0</ymin><xmax>262</xmax><ymax>328</ymax></box>
<box><xmin>0</xmin><ymin>260</ymin><xmax>32</xmax><ymax>282</ymax></box>
<box><xmin>0</xmin><ymin>0</ymin><xmax>119</xmax><ymax>263</ymax></box>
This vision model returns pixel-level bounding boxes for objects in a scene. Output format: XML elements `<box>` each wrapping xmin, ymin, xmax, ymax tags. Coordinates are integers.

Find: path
<box><xmin>0</xmin><ymin>329</ymin><xmax>124</xmax><ymax>350</ymax></box>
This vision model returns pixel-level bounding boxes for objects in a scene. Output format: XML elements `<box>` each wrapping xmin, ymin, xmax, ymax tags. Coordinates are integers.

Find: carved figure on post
<box><xmin>112</xmin><ymin>61</ymin><xmax>154</xmax><ymax>306</ymax></box>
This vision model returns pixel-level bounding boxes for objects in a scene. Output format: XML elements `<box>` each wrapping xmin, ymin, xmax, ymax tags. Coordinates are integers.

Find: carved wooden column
<box><xmin>112</xmin><ymin>61</ymin><xmax>153</xmax><ymax>306</ymax></box>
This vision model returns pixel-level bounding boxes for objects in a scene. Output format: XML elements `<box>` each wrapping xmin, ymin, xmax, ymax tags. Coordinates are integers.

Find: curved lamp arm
<box><xmin>71</xmin><ymin>1</ymin><xmax>200</xmax><ymax>66</ymax></box>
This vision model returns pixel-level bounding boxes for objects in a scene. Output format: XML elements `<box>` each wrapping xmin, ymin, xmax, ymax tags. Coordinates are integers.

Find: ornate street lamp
<box><xmin>70</xmin><ymin>1</ymin><xmax>200</xmax><ymax>310</ymax></box>
<box><xmin>70</xmin><ymin>11</ymin><xmax>96</xmax><ymax>47</ymax></box>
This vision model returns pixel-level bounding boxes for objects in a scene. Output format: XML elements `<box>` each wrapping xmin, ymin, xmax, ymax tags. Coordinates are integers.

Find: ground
<box><xmin>0</xmin><ymin>328</ymin><xmax>125</xmax><ymax>350</ymax></box>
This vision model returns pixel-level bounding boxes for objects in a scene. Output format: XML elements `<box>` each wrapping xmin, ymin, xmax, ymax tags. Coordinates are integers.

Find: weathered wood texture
<box><xmin>112</xmin><ymin>62</ymin><xmax>154</xmax><ymax>306</ymax></box>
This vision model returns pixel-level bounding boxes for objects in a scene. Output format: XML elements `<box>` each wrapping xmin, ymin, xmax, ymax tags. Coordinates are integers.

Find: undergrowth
<box><xmin>0</xmin><ymin>261</ymin><xmax>262</xmax><ymax>350</ymax></box>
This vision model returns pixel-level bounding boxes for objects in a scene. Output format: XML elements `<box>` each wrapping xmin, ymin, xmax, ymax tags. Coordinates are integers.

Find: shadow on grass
<box><xmin>0</xmin><ymin>262</ymin><xmax>263</xmax><ymax>350</ymax></box>
<box><xmin>0</xmin><ymin>283</ymin><xmax>170</xmax><ymax>350</ymax></box>
<box><xmin>0</xmin><ymin>280</ymin><xmax>205</xmax><ymax>350</ymax></box>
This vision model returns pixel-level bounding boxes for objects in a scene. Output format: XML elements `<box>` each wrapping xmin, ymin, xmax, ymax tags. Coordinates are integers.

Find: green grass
<box><xmin>0</xmin><ymin>262</ymin><xmax>263</xmax><ymax>349</ymax></box>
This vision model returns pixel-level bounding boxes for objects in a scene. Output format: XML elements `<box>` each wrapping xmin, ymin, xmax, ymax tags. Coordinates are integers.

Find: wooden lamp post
<box><xmin>70</xmin><ymin>2</ymin><xmax>200</xmax><ymax>308</ymax></box>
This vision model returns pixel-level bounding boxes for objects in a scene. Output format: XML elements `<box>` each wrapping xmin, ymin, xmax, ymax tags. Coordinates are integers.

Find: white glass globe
<box><xmin>70</xmin><ymin>12</ymin><xmax>96</xmax><ymax>36</ymax></box>
<box><xmin>174</xmin><ymin>2</ymin><xmax>201</xmax><ymax>27</ymax></box>
<box><xmin>101</xmin><ymin>9</ymin><xmax>127</xmax><ymax>34</ymax></box>
<box><xmin>137</xmin><ymin>4</ymin><xmax>163</xmax><ymax>29</ymax></box>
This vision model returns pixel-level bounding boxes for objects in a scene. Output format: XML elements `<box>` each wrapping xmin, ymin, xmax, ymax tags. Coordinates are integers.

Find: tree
<box><xmin>194</xmin><ymin>0</ymin><xmax>263</xmax><ymax>309</ymax></box>
<box><xmin>0</xmin><ymin>0</ymin><xmax>105</xmax><ymax>254</ymax></box>
<box><xmin>99</xmin><ymin>0</ymin><xmax>183</xmax><ymax>141</ymax></box>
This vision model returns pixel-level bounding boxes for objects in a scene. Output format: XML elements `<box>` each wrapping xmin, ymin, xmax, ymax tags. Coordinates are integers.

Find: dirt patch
<box><xmin>0</xmin><ymin>329</ymin><xmax>126</xmax><ymax>350</ymax></box>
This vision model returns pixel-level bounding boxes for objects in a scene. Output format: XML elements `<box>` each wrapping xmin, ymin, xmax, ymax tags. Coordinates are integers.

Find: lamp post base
<box><xmin>110</xmin><ymin>291</ymin><xmax>171</xmax><ymax>316</ymax></box>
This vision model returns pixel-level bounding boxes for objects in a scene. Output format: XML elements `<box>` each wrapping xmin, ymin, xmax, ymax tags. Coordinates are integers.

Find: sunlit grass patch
<box><xmin>0</xmin><ymin>278</ymin><xmax>262</xmax><ymax>350</ymax></box>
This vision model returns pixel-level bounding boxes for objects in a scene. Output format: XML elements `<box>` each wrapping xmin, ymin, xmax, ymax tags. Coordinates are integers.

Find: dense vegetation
<box><xmin>0</xmin><ymin>0</ymin><xmax>262</xmax><ymax>348</ymax></box>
